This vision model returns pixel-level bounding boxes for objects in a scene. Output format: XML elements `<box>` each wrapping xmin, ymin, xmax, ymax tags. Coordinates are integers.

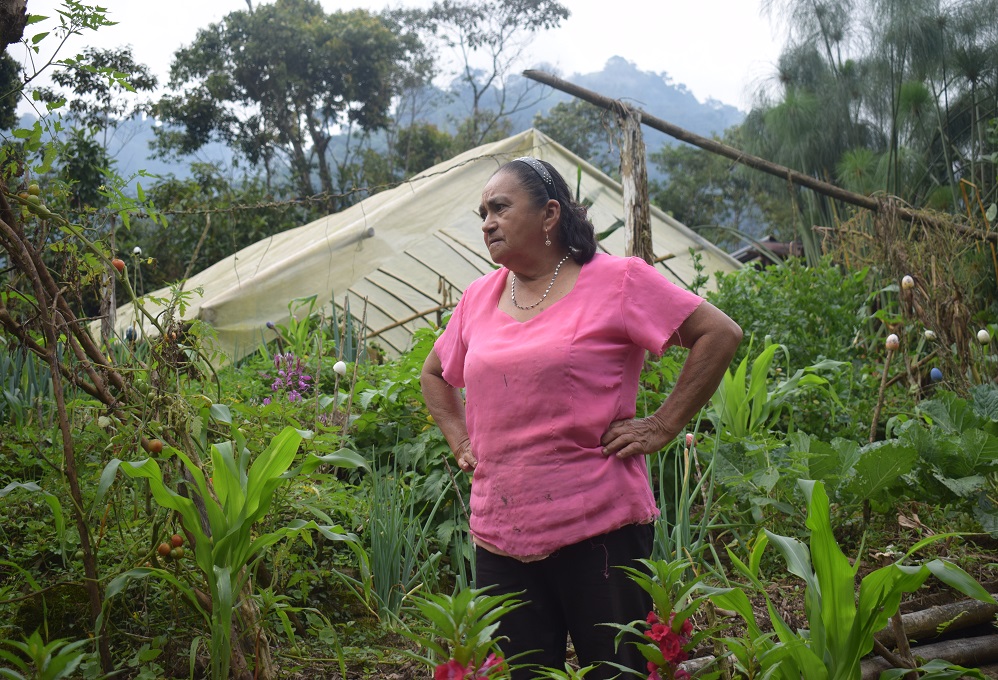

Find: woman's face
<box><xmin>478</xmin><ymin>169</ymin><xmax>555</xmax><ymax>267</ymax></box>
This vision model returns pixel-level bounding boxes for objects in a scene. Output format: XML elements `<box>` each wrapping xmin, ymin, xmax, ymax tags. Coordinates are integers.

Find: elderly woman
<box><xmin>421</xmin><ymin>157</ymin><xmax>742</xmax><ymax>679</ymax></box>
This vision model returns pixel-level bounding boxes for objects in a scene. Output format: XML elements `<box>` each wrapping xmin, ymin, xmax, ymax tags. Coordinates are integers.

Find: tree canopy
<box><xmin>152</xmin><ymin>0</ymin><xmax>425</xmax><ymax>209</ymax></box>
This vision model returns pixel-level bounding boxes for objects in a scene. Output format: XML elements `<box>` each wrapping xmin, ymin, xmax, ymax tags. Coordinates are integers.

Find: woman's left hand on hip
<box><xmin>600</xmin><ymin>417</ymin><xmax>671</xmax><ymax>459</ymax></box>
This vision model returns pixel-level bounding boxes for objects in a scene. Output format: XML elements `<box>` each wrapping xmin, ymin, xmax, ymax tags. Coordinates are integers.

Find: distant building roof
<box><xmin>730</xmin><ymin>235</ymin><xmax>803</xmax><ymax>265</ymax></box>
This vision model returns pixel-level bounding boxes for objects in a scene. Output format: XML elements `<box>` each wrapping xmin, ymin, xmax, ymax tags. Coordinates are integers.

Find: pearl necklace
<box><xmin>510</xmin><ymin>254</ymin><xmax>571</xmax><ymax>310</ymax></box>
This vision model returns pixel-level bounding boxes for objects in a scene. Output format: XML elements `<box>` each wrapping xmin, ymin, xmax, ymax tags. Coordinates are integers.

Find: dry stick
<box><xmin>870</xmin><ymin>349</ymin><xmax>894</xmax><ymax>444</ymax></box>
<box><xmin>341</xmin><ymin>295</ymin><xmax>368</xmax><ymax>436</ymax></box>
<box><xmin>1</xmin><ymin>216</ymin><xmax>113</xmax><ymax>673</ymax></box>
<box><xmin>868</xmin><ymin>347</ymin><xmax>917</xmax><ymax>676</ymax></box>
<box><xmin>521</xmin><ymin>69</ymin><xmax>998</xmax><ymax>243</ymax></box>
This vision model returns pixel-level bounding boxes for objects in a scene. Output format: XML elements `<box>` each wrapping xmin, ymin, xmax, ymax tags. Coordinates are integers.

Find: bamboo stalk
<box><xmin>522</xmin><ymin>69</ymin><xmax>997</xmax><ymax>244</ymax></box>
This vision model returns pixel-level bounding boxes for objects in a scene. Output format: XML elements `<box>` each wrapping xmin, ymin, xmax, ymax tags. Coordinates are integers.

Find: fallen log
<box><xmin>876</xmin><ymin>599</ymin><xmax>998</xmax><ymax>647</ymax></box>
<box><xmin>861</xmin><ymin>634</ymin><xmax>998</xmax><ymax>679</ymax></box>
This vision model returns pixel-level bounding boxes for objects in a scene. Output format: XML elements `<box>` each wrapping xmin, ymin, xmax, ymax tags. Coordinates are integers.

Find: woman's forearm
<box><xmin>650</xmin><ymin>302</ymin><xmax>742</xmax><ymax>441</ymax></box>
<box><xmin>420</xmin><ymin>348</ymin><xmax>471</xmax><ymax>454</ymax></box>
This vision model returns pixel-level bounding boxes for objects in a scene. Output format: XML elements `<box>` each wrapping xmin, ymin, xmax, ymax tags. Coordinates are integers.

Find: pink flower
<box><xmin>646</xmin><ymin>610</ymin><xmax>659</xmax><ymax>625</ymax></box>
<box><xmin>674</xmin><ymin>669</ymin><xmax>691</xmax><ymax>680</ymax></box>
<box><xmin>658</xmin><ymin>632</ymin><xmax>687</xmax><ymax>664</ymax></box>
<box><xmin>675</xmin><ymin>615</ymin><xmax>693</xmax><ymax>638</ymax></box>
<box><xmin>435</xmin><ymin>659</ymin><xmax>471</xmax><ymax>680</ymax></box>
<box><xmin>647</xmin><ymin>661</ymin><xmax>661</xmax><ymax>680</ymax></box>
<box><xmin>647</xmin><ymin>623</ymin><xmax>671</xmax><ymax>642</ymax></box>
<box><xmin>475</xmin><ymin>654</ymin><xmax>504</xmax><ymax>678</ymax></box>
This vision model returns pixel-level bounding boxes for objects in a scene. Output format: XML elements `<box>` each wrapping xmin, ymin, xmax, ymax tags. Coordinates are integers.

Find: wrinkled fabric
<box><xmin>435</xmin><ymin>253</ymin><xmax>703</xmax><ymax>558</ymax></box>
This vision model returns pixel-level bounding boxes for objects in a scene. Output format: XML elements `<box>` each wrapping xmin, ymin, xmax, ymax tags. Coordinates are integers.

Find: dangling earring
<box><xmin>544</xmin><ymin>232</ymin><xmax>551</xmax><ymax>247</ymax></box>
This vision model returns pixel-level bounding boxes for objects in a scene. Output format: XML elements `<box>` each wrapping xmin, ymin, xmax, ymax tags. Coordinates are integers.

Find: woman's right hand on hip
<box><xmin>455</xmin><ymin>438</ymin><xmax>477</xmax><ymax>473</ymax></box>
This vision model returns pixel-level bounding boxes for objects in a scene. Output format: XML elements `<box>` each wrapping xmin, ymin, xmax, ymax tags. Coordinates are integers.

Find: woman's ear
<box><xmin>543</xmin><ymin>198</ymin><xmax>561</xmax><ymax>228</ymax></box>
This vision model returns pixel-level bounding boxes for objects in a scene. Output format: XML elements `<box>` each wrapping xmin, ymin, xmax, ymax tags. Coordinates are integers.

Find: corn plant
<box><xmin>710</xmin><ymin>479</ymin><xmax>996</xmax><ymax>680</ymax></box>
<box><xmin>708</xmin><ymin>340</ymin><xmax>844</xmax><ymax>438</ymax></box>
<box><xmin>97</xmin><ymin>422</ymin><xmax>367</xmax><ymax>680</ymax></box>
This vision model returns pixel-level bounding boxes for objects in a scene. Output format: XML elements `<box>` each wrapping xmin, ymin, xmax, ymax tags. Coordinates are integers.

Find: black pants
<box><xmin>474</xmin><ymin>523</ymin><xmax>654</xmax><ymax>680</ymax></box>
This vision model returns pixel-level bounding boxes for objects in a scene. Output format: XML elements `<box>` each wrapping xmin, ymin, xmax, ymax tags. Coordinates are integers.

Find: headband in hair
<box><xmin>513</xmin><ymin>156</ymin><xmax>558</xmax><ymax>201</ymax></box>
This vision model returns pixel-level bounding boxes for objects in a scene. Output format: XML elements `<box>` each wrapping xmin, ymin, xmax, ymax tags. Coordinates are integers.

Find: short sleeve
<box><xmin>433</xmin><ymin>294</ymin><xmax>469</xmax><ymax>388</ymax></box>
<box><xmin>621</xmin><ymin>257</ymin><xmax>704</xmax><ymax>355</ymax></box>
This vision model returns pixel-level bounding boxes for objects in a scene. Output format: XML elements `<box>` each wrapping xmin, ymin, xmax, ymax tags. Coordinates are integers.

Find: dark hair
<box><xmin>498</xmin><ymin>158</ymin><xmax>598</xmax><ymax>264</ymax></box>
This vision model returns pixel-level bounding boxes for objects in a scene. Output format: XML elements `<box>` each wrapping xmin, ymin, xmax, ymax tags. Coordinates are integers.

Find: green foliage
<box><xmin>707</xmin><ymin>258</ymin><xmax>870</xmax><ymax>369</ymax></box>
<box><xmin>708</xmin><ymin>341</ymin><xmax>845</xmax><ymax>439</ymax></box>
<box><xmin>533</xmin><ymin>100</ymin><xmax>616</xmax><ymax>175</ymax></box>
<box><xmin>711</xmin><ymin>479</ymin><xmax>995</xmax><ymax>680</ymax></box>
<box><xmin>0</xmin><ymin>343</ymin><xmax>54</xmax><ymax>432</ymax></box>
<box><xmin>402</xmin><ymin>587</ymin><xmax>523</xmax><ymax>676</ymax></box>
<box><xmin>895</xmin><ymin>385</ymin><xmax>998</xmax><ymax>533</ymax></box>
<box><xmin>0</xmin><ymin>53</ymin><xmax>20</xmax><ymax>130</ymax></box>
<box><xmin>0</xmin><ymin>483</ymin><xmax>67</xmax><ymax>563</ymax></box>
<box><xmin>392</xmin><ymin>123</ymin><xmax>455</xmax><ymax>177</ymax></box>
<box><xmin>36</xmin><ymin>45</ymin><xmax>157</xmax><ymax>130</ymax></box>
<box><xmin>649</xmin><ymin>431</ymin><xmax>721</xmax><ymax>572</ymax></box>
<box><xmin>55</xmin><ymin>128</ymin><xmax>111</xmax><ymax>212</ymax></box>
<box><xmin>349</xmin><ymin>461</ymin><xmax>444</xmax><ymax>624</ymax></box>
<box><xmin>650</xmin><ymin>126</ymin><xmax>795</xmax><ymax>247</ymax></box>
<box><xmin>127</xmin><ymin>164</ymin><xmax>310</xmax><ymax>290</ymax></box>
<box><xmin>153</xmin><ymin>0</ymin><xmax>418</xmax><ymax>204</ymax></box>
<box><xmin>98</xmin><ymin>422</ymin><xmax>366</xmax><ymax>680</ymax></box>
<box><xmin>0</xmin><ymin>629</ymin><xmax>90</xmax><ymax>680</ymax></box>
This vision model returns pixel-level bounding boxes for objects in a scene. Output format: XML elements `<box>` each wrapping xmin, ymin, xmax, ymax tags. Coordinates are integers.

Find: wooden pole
<box><xmin>618</xmin><ymin>108</ymin><xmax>654</xmax><ymax>263</ymax></box>
<box><xmin>522</xmin><ymin>69</ymin><xmax>997</xmax><ymax>244</ymax></box>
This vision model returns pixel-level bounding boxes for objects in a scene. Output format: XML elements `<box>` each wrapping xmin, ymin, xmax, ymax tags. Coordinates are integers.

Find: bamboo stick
<box><xmin>522</xmin><ymin>69</ymin><xmax>997</xmax><ymax>244</ymax></box>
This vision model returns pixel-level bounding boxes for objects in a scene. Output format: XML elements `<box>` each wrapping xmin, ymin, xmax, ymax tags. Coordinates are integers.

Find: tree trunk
<box><xmin>0</xmin><ymin>206</ymin><xmax>113</xmax><ymax>673</ymax></box>
<box><xmin>618</xmin><ymin>108</ymin><xmax>653</xmax><ymax>264</ymax></box>
<box><xmin>0</xmin><ymin>0</ymin><xmax>27</xmax><ymax>50</ymax></box>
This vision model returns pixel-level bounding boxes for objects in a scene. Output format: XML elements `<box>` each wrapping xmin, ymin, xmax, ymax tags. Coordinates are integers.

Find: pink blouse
<box><xmin>434</xmin><ymin>253</ymin><xmax>703</xmax><ymax>559</ymax></box>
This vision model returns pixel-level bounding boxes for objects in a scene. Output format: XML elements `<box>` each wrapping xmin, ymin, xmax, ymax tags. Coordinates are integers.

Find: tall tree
<box><xmin>152</xmin><ymin>0</ymin><xmax>422</xmax><ymax>210</ymax></box>
<box><xmin>533</xmin><ymin>99</ymin><xmax>617</xmax><ymax>175</ymax></box>
<box><xmin>0</xmin><ymin>52</ymin><xmax>18</xmax><ymax>129</ymax></box>
<box><xmin>754</xmin><ymin>0</ymin><xmax>998</xmax><ymax>211</ymax></box>
<box><xmin>38</xmin><ymin>46</ymin><xmax>157</xmax><ymax>145</ymax></box>
<box><xmin>650</xmin><ymin>128</ymin><xmax>798</xmax><ymax>248</ymax></box>
<box><xmin>410</xmin><ymin>0</ymin><xmax>570</xmax><ymax>148</ymax></box>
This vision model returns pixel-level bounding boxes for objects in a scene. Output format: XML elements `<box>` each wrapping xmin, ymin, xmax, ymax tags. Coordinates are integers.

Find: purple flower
<box><xmin>265</xmin><ymin>351</ymin><xmax>313</xmax><ymax>404</ymax></box>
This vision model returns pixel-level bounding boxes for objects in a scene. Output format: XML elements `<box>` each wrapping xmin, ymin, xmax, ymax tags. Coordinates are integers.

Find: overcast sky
<box><xmin>14</xmin><ymin>0</ymin><xmax>787</xmax><ymax>115</ymax></box>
